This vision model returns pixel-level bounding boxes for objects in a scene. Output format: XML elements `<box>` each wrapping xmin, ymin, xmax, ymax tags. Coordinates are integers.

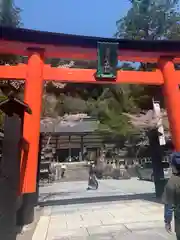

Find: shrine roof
<box><xmin>1</xmin><ymin>26</ymin><xmax>180</xmax><ymax>60</ymax></box>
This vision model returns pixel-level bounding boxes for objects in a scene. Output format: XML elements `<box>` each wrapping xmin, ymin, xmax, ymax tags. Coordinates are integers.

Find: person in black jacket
<box><xmin>162</xmin><ymin>152</ymin><xmax>180</xmax><ymax>240</ymax></box>
<box><xmin>87</xmin><ymin>161</ymin><xmax>98</xmax><ymax>190</ymax></box>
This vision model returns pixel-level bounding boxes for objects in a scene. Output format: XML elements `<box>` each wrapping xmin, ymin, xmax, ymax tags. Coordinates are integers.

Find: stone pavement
<box><xmin>32</xmin><ymin>200</ymin><xmax>176</xmax><ymax>240</ymax></box>
<box><xmin>17</xmin><ymin>207</ymin><xmax>42</xmax><ymax>240</ymax></box>
<box><xmin>39</xmin><ymin>178</ymin><xmax>155</xmax><ymax>205</ymax></box>
<box><xmin>32</xmin><ymin>179</ymin><xmax>177</xmax><ymax>239</ymax></box>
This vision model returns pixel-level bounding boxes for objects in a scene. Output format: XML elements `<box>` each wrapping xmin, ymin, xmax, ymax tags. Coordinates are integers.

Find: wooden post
<box><xmin>35</xmin><ymin>134</ymin><xmax>42</xmax><ymax>206</ymax></box>
<box><xmin>68</xmin><ymin>135</ymin><xmax>71</xmax><ymax>161</ymax></box>
<box><xmin>80</xmin><ymin>135</ymin><xmax>84</xmax><ymax>161</ymax></box>
<box><xmin>0</xmin><ymin>115</ymin><xmax>21</xmax><ymax>239</ymax></box>
<box><xmin>147</xmin><ymin>129</ymin><xmax>165</xmax><ymax>198</ymax></box>
<box><xmin>159</xmin><ymin>58</ymin><xmax>180</xmax><ymax>151</ymax></box>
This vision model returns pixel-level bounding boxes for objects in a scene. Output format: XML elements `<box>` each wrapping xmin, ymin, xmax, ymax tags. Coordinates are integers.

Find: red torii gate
<box><xmin>1</xmin><ymin>27</ymin><xmax>180</xmax><ymax>194</ymax></box>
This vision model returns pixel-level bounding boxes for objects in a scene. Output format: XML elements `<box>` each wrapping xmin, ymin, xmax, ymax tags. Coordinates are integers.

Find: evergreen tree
<box><xmin>0</xmin><ymin>0</ymin><xmax>22</xmax><ymax>27</ymax></box>
<box><xmin>115</xmin><ymin>0</ymin><xmax>180</xmax><ymax>109</ymax></box>
<box><xmin>98</xmin><ymin>0</ymin><xmax>180</xmax><ymax>137</ymax></box>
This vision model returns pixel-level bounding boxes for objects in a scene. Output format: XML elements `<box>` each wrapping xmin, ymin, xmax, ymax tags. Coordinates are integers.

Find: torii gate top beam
<box><xmin>1</xmin><ymin>26</ymin><xmax>180</xmax><ymax>62</ymax></box>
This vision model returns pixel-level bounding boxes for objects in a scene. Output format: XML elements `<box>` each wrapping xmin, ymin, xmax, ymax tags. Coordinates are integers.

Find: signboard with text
<box><xmin>96</xmin><ymin>42</ymin><xmax>118</xmax><ymax>79</ymax></box>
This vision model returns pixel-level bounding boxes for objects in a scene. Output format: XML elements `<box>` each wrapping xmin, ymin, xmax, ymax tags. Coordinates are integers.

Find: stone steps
<box><xmin>60</xmin><ymin>163</ymin><xmax>89</xmax><ymax>182</ymax></box>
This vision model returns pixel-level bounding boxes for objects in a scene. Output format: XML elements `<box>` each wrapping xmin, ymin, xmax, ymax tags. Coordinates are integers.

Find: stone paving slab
<box><xmin>33</xmin><ymin>179</ymin><xmax>176</xmax><ymax>239</ymax></box>
<box><xmin>17</xmin><ymin>207</ymin><xmax>43</xmax><ymax>240</ymax></box>
<box><xmin>33</xmin><ymin>199</ymin><xmax>177</xmax><ymax>240</ymax></box>
<box><xmin>46</xmin><ymin>229</ymin><xmax>176</xmax><ymax>240</ymax></box>
<box><xmin>39</xmin><ymin>178</ymin><xmax>155</xmax><ymax>204</ymax></box>
<box><xmin>111</xmin><ymin>229</ymin><xmax>176</xmax><ymax>240</ymax></box>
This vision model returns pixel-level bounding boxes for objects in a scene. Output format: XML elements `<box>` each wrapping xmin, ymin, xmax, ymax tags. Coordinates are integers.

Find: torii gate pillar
<box><xmin>159</xmin><ymin>58</ymin><xmax>180</xmax><ymax>151</ymax></box>
<box><xmin>18</xmin><ymin>49</ymin><xmax>44</xmax><ymax>225</ymax></box>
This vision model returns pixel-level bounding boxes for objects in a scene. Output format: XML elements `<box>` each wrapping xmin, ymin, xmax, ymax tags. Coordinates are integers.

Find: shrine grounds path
<box><xmin>20</xmin><ymin>178</ymin><xmax>177</xmax><ymax>239</ymax></box>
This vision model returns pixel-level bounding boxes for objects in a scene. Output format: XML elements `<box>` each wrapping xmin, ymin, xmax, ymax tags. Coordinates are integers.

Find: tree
<box><xmin>0</xmin><ymin>0</ymin><xmax>22</xmax><ymax>66</ymax></box>
<box><xmin>0</xmin><ymin>0</ymin><xmax>22</xmax><ymax>65</ymax></box>
<box><xmin>98</xmin><ymin>0</ymin><xmax>180</xmax><ymax>137</ymax></box>
<box><xmin>115</xmin><ymin>0</ymin><xmax>180</xmax><ymax>109</ymax></box>
<box><xmin>95</xmin><ymin>85</ymin><xmax>138</xmax><ymax>137</ymax></box>
<box><xmin>93</xmin><ymin>63</ymin><xmax>139</xmax><ymax>137</ymax></box>
<box><xmin>0</xmin><ymin>0</ymin><xmax>22</xmax><ymax>27</ymax></box>
<box><xmin>116</xmin><ymin>0</ymin><xmax>180</xmax><ymax>40</ymax></box>
<box><xmin>0</xmin><ymin>0</ymin><xmax>22</xmax><ymax>64</ymax></box>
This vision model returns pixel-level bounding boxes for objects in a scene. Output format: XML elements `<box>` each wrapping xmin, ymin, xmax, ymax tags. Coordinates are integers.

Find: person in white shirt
<box><xmin>61</xmin><ymin>163</ymin><xmax>67</xmax><ymax>178</ymax></box>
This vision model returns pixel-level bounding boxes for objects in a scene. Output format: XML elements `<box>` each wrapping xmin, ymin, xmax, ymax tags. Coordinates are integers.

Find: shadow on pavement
<box><xmin>39</xmin><ymin>192</ymin><xmax>162</xmax><ymax>207</ymax></box>
<box><xmin>39</xmin><ymin>191</ymin><xmax>77</xmax><ymax>201</ymax></box>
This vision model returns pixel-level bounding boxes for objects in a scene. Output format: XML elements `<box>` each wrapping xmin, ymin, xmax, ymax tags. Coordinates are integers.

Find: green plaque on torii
<box><xmin>96</xmin><ymin>42</ymin><xmax>118</xmax><ymax>79</ymax></box>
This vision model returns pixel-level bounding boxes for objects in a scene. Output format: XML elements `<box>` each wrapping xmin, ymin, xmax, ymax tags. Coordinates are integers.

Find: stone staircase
<box><xmin>60</xmin><ymin>162</ymin><xmax>89</xmax><ymax>182</ymax></box>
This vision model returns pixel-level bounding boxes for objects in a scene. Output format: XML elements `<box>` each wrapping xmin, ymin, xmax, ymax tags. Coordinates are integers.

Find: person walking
<box><xmin>87</xmin><ymin>161</ymin><xmax>98</xmax><ymax>190</ymax></box>
<box><xmin>61</xmin><ymin>163</ymin><xmax>67</xmax><ymax>178</ymax></box>
<box><xmin>162</xmin><ymin>152</ymin><xmax>180</xmax><ymax>240</ymax></box>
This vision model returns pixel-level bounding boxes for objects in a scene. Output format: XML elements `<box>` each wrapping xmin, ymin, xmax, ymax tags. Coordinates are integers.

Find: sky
<box><xmin>14</xmin><ymin>0</ymin><xmax>131</xmax><ymax>38</ymax></box>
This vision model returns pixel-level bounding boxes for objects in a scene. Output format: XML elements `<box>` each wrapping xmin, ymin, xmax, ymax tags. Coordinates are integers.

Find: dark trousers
<box><xmin>88</xmin><ymin>174</ymin><xmax>98</xmax><ymax>188</ymax></box>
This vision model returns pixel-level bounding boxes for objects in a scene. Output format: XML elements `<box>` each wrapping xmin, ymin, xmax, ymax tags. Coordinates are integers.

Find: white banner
<box><xmin>153</xmin><ymin>100</ymin><xmax>166</xmax><ymax>146</ymax></box>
